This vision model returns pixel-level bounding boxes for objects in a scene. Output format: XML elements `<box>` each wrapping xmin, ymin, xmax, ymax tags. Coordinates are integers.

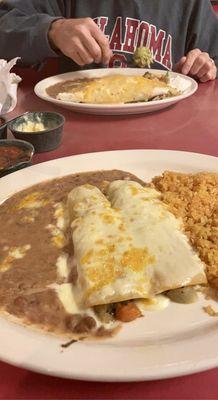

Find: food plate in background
<box><xmin>0</xmin><ymin>150</ymin><xmax>217</xmax><ymax>382</ymax></box>
<box><xmin>34</xmin><ymin>68</ymin><xmax>198</xmax><ymax>115</ymax></box>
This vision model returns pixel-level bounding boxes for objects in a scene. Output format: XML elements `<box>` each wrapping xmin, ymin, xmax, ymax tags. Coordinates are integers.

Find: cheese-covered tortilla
<box><xmin>107</xmin><ymin>181</ymin><xmax>207</xmax><ymax>293</ymax></box>
<box><xmin>67</xmin><ymin>184</ymin><xmax>151</xmax><ymax>307</ymax></box>
<box><xmin>57</xmin><ymin>75</ymin><xmax>179</xmax><ymax>104</ymax></box>
<box><xmin>67</xmin><ymin>181</ymin><xmax>207</xmax><ymax>308</ymax></box>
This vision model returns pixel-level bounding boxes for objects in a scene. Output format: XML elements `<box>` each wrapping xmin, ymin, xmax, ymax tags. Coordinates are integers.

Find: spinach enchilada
<box><xmin>46</xmin><ymin>73</ymin><xmax>180</xmax><ymax>105</ymax></box>
<box><xmin>68</xmin><ymin>181</ymin><xmax>206</xmax><ymax>309</ymax></box>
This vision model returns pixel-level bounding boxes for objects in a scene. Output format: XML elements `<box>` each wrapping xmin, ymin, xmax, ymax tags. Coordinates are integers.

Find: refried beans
<box><xmin>0</xmin><ymin>169</ymin><xmax>142</xmax><ymax>338</ymax></box>
<box><xmin>46</xmin><ymin>78</ymin><xmax>94</xmax><ymax>99</ymax></box>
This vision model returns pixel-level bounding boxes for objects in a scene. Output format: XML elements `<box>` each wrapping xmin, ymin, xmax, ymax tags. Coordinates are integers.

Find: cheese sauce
<box><xmin>67</xmin><ymin>181</ymin><xmax>206</xmax><ymax>309</ymax></box>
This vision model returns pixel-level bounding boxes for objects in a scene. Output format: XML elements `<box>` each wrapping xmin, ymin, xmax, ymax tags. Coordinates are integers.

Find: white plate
<box><xmin>0</xmin><ymin>150</ymin><xmax>217</xmax><ymax>382</ymax></box>
<box><xmin>34</xmin><ymin>68</ymin><xmax>198</xmax><ymax>115</ymax></box>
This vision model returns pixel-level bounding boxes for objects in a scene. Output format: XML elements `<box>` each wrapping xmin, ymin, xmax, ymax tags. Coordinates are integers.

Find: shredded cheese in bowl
<box><xmin>16</xmin><ymin>116</ymin><xmax>47</xmax><ymax>132</ymax></box>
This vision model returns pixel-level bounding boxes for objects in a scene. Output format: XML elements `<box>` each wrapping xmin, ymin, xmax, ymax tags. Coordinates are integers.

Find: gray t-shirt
<box><xmin>0</xmin><ymin>0</ymin><xmax>217</xmax><ymax>73</ymax></box>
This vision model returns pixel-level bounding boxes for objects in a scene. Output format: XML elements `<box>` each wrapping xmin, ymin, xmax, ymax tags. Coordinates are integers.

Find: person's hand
<box><xmin>174</xmin><ymin>49</ymin><xmax>217</xmax><ymax>82</ymax></box>
<box><xmin>48</xmin><ymin>18</ymin><xmax>113</xmax><ymax>66</ymax></box>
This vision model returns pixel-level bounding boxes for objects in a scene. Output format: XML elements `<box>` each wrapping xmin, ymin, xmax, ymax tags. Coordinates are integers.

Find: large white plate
<box><xmin>34</xmin><ymin>68</ymin><xmax>198</xmax><ymax>115</ymax></box>
<box><xmin>0</xmin><ymin>150</ymin><xmax>217</xmax><ymax>382</ymax></box>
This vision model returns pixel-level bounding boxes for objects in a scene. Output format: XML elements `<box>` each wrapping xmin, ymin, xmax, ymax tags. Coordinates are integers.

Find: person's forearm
<box><xmin>0</xmin><ymin>8</ymin><xmax>60</xmax><ymax>64</ymax></box>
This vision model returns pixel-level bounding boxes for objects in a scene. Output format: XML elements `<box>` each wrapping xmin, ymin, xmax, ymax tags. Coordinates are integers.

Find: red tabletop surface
<box><xmin>1</xmin><ymin>62</ymin><xmax>218</xmax><ymax>399</ymax></box>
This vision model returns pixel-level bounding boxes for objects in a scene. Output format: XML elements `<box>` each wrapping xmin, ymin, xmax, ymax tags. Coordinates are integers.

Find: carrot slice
<box><xmin>115</xmin><ymin>302</ymin><xmax>142</xmax><ymax>322</ymax></box>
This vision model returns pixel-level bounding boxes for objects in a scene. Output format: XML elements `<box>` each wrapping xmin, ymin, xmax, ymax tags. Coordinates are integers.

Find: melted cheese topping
<box><xmin>0</xmin><ymin>244</ymin><xmax>31</xmax><ymax>272</ymax></box>
<box><xmin>68</xmin><ymin>185</ymin><xmax>156</xmax><ymax>307</ymax></box>
<box><xmin>54</xmin><ymin>202</ymin><xmax>69</xmax><ymax>230</ymax></box>
<box><xmin>107</xmin><ymin>181</ymin><xmax>207</xmax><ymax>294</ymax></box>
<box><xmin>55</xmin><ymin>283</ymin><xmax>103</xmax><ymax>327</ymax></box>
<box><xmin>16</xmin><ymin>192</ymin><xmax>48</xmax><ymax>210</ymax></box>
<box><xmin>46</xmin><ymin>224</ymin><xmax>66</xmax><ymax>248</ymax></box>
<box><xmin>57</xmin><ymin>75</ymin><xmax>176</xmax><ymax>104</ymax></box>
<box><xmin>46</xmin><ymin>203</ymin><xmax>69</xmax><ymax>249</ymax></box>
<box><xmin>56</xmin><ymin>253</ymin><xmax>69</xmax><ymax>279</ymax></box>
<box><xmin>137</xmin><ymin>295</ymin><xmax>169</xmax><ymax>311</ymax></box>
<box><xmin>67</xmin><ymin>180</ymin><xmax>207</xmax><ymax>308</ymax></box>
<box><xmin>56</xmin><ymin>283</ymin><xmax>80</xmax><ymax>314</ymax></box>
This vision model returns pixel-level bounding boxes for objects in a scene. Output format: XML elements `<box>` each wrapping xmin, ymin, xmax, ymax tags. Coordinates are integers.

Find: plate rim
<box><xmin>0</xmin><ymin>347</ymin><xmax>217</xmax><ymax>382</ymax></box>
<box><xmin>1</xmin><ymin>149</ymin><xmax>217</xmax><ymax>198</ymax></box>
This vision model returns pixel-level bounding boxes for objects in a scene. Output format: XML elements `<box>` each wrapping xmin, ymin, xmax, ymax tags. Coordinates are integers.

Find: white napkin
<box><xmin>0</xmin><ymin>57</ymin><xmax>22</xmax><ymax>115</ymax></box>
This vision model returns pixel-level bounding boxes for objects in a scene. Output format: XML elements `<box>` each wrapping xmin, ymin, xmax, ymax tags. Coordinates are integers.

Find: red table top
<box><xmin>1</xmin><ymin>64</ymin><xmax>218</xmax><ymax>399</ymax></box>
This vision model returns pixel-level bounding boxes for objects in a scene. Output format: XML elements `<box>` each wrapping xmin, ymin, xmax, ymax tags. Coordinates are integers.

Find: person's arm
<box><xmin>175</xmin><ymin>0</ymin><xmax>218</xmax><ymax>81</ymax></box>
<box><xmin>0</xmin><ymin>0</ymin><xmax>63</xmax><ymax>64</ymax></box>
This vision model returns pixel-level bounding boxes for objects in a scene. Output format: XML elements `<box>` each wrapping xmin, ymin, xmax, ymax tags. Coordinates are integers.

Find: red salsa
<box><xmin>0</xmin><ymin>118</ymin><xmax>5</xmax><ymax>127</ymax></box>
<box><xmin>0</xmin><ymin>146</ymin><xmax>30</xmax><ymax>170</ymax></box>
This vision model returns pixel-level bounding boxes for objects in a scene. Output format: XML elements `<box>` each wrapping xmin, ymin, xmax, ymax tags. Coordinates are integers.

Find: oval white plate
<box><xmin>34</xmin><ymin>68</ymin><xmax>198</xmax><ymax>115</ymax></box>
<box><xmin>0</xmin><ymin>150</ymin><xmax>217</xmax><ymax>382</ymax></box>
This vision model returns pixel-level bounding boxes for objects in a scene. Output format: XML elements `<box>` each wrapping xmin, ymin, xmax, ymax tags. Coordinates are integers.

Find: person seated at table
<box><xmin>0</xmin><ymin>0</ymin><xmax>217</xmax><ymax>82</ymax></box>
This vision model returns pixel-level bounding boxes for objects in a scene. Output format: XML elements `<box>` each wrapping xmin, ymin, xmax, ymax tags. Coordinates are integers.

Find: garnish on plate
<box><xmin>133</xmin><ymin>47</ymin><xmax>153</xmax><ymax>68</ymax></box>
